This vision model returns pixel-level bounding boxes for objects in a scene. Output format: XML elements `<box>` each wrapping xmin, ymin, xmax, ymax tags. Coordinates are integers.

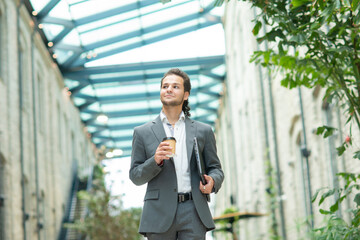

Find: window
<box><xmin>36</xmin><ymin>73</ymin><xmax>45</xmax><ymax>131</ymax></box>
<box><xmin>71</xmin><ymin>132</ymin><xmax>76</xmax><ymax>161</ymax></box>
<box><xmin>19</xmin><ymin>45</ymin><xmax>25</xmax><ymax>106</ymax></box>
<box><xmin>63</xmin><ymin>113</ymin><xmax>68</xmax><ymax>159</ymax></box>
<box><xmin>57</xmin><ymin>102</ymin><xmax>62</xmax><ymax>151</ymax></box>
<box><xmin>19</xmin><ymin>33</ymin><xmax>30</xmax><ymax>110</ymax></box>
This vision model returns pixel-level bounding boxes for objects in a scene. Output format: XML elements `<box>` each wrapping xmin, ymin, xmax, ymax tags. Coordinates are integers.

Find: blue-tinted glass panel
<box><xmin>28</xmin><ymin>0</ymin><xmax>225</xmax><ymax>157</ymax></box>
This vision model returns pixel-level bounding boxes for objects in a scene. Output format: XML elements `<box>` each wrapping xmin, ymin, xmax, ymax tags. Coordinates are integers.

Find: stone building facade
<box><xmin>0</xmin><ymin>0</ymin><xmax>97</xmax><ymax>239</ymax></box>
<box><xmin>214</xmin><ymin>1</ymin><xmax>360</xmax><ymax>240</ymax></box>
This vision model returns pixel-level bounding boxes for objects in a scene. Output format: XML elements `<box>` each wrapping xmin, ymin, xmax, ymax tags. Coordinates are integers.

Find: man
<box><xmin>129</xmin><ymin>68</ymin><xmax>224</xmax><ymax>240</ymax></box>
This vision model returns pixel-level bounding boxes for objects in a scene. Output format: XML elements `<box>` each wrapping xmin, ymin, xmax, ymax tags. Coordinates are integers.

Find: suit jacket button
<box><xmin>174</xmin><ymin>189</ymin><xmax>177</xmax><ymax>192</ymax></box>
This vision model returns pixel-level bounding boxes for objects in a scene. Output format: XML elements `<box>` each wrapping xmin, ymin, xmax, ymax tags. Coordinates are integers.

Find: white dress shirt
<box><xmin>160</xmin><ymin>111</ymin><xmax>191</xmax><ymax>193</ymax></box>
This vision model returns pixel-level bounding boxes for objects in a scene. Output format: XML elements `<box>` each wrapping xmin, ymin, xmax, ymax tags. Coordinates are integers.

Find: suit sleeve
<box><xmin>129</xmin><ymin>128</ymin><xmax>163</xmax><ymax>186</ymax></box>
<box><xmin>203</xmin><ymin>127</ymin><xmax>224</xmax><ymax>193</ymax></box>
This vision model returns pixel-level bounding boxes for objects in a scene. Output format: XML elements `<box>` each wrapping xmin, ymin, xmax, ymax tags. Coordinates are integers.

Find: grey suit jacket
<box><xmin>129</xmin><ymin>116</ymin><xmax>224</xmax><ymax>234</ymax></box>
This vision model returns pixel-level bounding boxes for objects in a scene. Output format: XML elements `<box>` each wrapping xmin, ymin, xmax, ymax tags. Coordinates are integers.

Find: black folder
<box><xmin>194</xmin><ymin>137</ymin><xmax>210</xmax><ymax>202</ymax></box>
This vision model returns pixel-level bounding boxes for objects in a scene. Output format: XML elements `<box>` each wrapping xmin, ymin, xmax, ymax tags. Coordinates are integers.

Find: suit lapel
<box><xmin>151</xmin><ymin>116</ymin><xmax>167</xmax><ymax>143</ymax></box>
<box><xmin>151</xmin><ymin>115</ymin><xmax>195</xmax><ymax>161</ymax></box>
<box><xmin>185</xmin><ymin>118</ymin><xmax>196</xmax><ymax>161</ymax></box>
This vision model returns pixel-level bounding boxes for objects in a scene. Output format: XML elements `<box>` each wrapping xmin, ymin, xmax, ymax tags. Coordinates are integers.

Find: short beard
<box><xmin>161</xmin><ymin>98</ymin><xmax>184</xmax><ymax>107</ymax></box>
<box><xmin>161</xmin><ymin>92</ymin><xmax>185</xmax><ymax>107</ymax></box>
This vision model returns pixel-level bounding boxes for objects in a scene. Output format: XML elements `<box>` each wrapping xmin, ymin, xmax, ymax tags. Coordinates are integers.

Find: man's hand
<box><xmin>154</xmin><ymin>141</ymin><xmax>173</xmax><ymax>164</ymax></box>
<box><xmin>199</xmin><ymin>174</ymin><xmax>214</xmax><ymax>194</ymax></box>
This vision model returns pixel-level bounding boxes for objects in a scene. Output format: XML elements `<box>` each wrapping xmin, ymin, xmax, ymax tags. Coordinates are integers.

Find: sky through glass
<box><xmin>29</xmin><ymin>0</ymin><xmax>226</xmax><ymax>158</ymax></box>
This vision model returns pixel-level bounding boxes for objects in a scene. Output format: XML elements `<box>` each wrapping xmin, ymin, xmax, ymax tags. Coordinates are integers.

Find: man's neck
<box><xmin>162</xmin><ymin>106</ymin><xmax>182</xmax><ymax>125</ymax></box>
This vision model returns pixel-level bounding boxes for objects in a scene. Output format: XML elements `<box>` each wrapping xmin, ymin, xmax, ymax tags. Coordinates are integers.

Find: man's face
<box><xmin>160</xmin><ymin>74</ymin><xmax>189</xmax><ymax>107</ymax></box>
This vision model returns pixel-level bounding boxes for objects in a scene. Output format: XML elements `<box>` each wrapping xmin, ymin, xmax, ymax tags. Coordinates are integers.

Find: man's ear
<box><xmin>184</xmin><ymin>91</ymin><xmax>190</xmax><ymax>101</ymax></box>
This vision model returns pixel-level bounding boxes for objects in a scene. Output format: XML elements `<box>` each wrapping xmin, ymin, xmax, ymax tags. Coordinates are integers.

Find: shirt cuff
<box><xmin>157</xmin><ymin>160</ymin><xmax>164</xmax><ymax>167</ymax></box>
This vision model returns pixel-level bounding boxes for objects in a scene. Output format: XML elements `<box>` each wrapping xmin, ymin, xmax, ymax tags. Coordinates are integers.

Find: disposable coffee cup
<box><xmin>162</xmin><ymin>137</ymin><xmax>176</xmax><ymax>157</ymax></box>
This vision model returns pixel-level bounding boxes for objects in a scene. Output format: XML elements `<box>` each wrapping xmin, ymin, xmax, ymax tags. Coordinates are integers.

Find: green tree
<box><xmin>214</xmin><ymin>0</ymin><xmax>360</xmax><ymax>238</ymax></box>
<box><xmin>270</xmin><ymin>0</ymin><xmax>358</xmax><ymax>154</ymax></box>
<box><xmin>311</xmin><ymin>173</ymin><xmax>360</xmax><ymax>239</ymax></box>
<box><xmin>65</xmin><ymin>165</ymin><xmax>142</xmax><ymax>240</ymax></box>
<box><xmin>216</xmin><ymin>0</ymin><xmax>360</xmax><ymax>157</ymax></box>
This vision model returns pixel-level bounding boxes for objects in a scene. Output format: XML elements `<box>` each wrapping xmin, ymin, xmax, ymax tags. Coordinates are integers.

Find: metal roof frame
<box><xmin>28</xmin><ymin>0</ymin><xmax>226</xmax><ymax>158</ymax></box>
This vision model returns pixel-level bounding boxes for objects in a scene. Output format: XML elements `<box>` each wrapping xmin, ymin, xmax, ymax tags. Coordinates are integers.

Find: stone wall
<box><xmin>0</xmin><ymin>0</ymin><xmax>97</xmax><ymax>239</ymax></box>
<box><xmin>214</xmin><ymin>1</ymin><xmax>360</xmax><ymax>239</ymax></box>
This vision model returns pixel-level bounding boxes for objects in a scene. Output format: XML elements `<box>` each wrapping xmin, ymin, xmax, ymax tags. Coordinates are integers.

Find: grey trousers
<box><xmin>146</xmin><ymin>200</ymin><xmax>207</xmax><ymax>240</ymax></box>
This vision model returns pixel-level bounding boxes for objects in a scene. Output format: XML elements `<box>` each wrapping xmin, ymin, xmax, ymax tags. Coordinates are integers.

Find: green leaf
<box><xmin>319</xmin><ymin>208</ymin><xmax>332</xmax><ymax>215</ymax></box>
<box><xmin>354</xmin><ymin>11</ymin><xmax>360</xmax><ymax>25</ymax></box>
<box><xmin>323</xmin><ymin>128</ymin><xmax>335</xmax><ymax>138</ymax></box>
<box><xmin>320</xmin><ymin>4</ymin><xmax>336</xmax><ymax>20</ymax></box>
<box><xmin>354</xmin><ymin>193</ymin><xmax>360</xmax><ymax>206</ymax></box>
<box><xmin>339</xmin><ymin>195</ymin><xmax>346</xmax><ymax>204</ymax></box>
<box><xmin>249</xmin><ymin>51</ymin><xmax>263</xmax><ymax>63</ymax></box>
<box><xmin>352</xmin><ymin>212</ymin><xmax>360</xmax><ymax>227</ymax></box>
<box><xmin>256</xmin><ymin>36</ymin><xmax>266</xmax><ymax>44</ymax></box>
<box><xmin>346</xmin><ymin>115</ymin><xmax>352</xmax><ymax>124</ymax></box>
<box><xmin>337</xmin><ymin>172</ymin><xmax>353</xmax><ymax>180</ymax></box>
<box><xmin>310</xmin><ymin>22</ymin><xmax>321</xmax><ymax>30</ymax></box>
<box><xmin>328</xmin><ymin>46</ymin><xmax>352</xmax><ymax>53</ymax></box>
<box><xmin>336</xmin><ymin>145</ymin><xmax>346</xmax><ymax>156</ymax></box>
<box><xmin>352</xmin><ymin>0</ymin><xmax>360</xmax><ymax>12</ymax></box>
<box><xmin>312</xmin><ymin>188</ymin><xmax>327</xmax><ymax>202</ymax></box>
<box><xmin>266</xmin><ymin>29</ymin><xmax>285</xmax><ymax>42</ymax></box>
<box><xmin>354</xmin><ymin>151</ymin><xmax>360</xmax><ymax>160</ymax></box>
<box><xmin>281</xmin><ymin>78</ymin><xmax>289</xmax><ymax>88</ymax></box>
<box><xmin>316</xmin><ymin>126</ymin><xmax>337</xmax><ymax>138</ymax></box>
<box><xmin>316</xmin><ymin>126</ymin><xmax>326</xmax><ymax>135</ymax></box>
<box><xmin>319</xmin><ymin>189</ymin><xmax>336</xmax><ymax>205</ymax></box>
<box><xmin>279</xmin><ymin>55</ymin><xmax>296</xmax><ymax>69</ymax></box>
<box><xmin>291</xmin><ymin>0</ymin><xmax>311</xmax><ymax>8</ymax></box>
<box><xmin>330</xmin><ymin>202</ymin><xmax>339</xmax><ymax>212</ymax></box>
<box><xmin>263</xmin><ymin>51</ymin><xmax>271</xmax><ymax>65</ymax></box>
<box><xmin>344</xmin><ymin>184</ymin><xmax>360</xmax><ymax>197</ymax></box>
<box><xmin>252</xmin><ymin>21</ymin><xmax>262</xmax><ymax>36</ymax></box>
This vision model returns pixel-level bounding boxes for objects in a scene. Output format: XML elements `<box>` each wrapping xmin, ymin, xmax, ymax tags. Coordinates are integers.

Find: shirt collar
<box><xmin>160</xmin><ymin>111</ymin><xmax>185</xmax><ymax>123</ymax></box>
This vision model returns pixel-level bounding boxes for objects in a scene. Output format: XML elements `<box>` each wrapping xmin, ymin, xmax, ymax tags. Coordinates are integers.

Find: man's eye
<box><xmin>163</xmin><ymin>85</ymin><xmax>168</xmax><ymax>88</ymax></box>
<box><xmin>174</xmin><ymin>86</ymin><xmax>179</xmax><ymax>89</ymax></box>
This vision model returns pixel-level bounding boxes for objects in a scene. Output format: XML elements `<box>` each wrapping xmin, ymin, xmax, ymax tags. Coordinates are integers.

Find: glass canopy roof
<box><xmin>28</xmin><ymin>0</ymin><xmax>226</xmax><ymax>158</ymax></box>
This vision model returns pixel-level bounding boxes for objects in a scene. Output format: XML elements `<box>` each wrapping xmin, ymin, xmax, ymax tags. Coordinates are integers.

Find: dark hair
<box><xmin>161</xmin><ymin>68</ymin><xmax>191</xmax><ymax>117</ymax></box>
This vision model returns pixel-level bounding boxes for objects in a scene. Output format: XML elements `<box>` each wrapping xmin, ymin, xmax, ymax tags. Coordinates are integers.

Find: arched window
<box><xmin>19</xmin><ymin>32</ymin><xmax>31</xmax><ymax>108</ymax></box>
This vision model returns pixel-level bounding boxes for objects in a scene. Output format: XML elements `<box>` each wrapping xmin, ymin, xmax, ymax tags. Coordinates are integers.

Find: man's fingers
<box><xmin>199</xmin><ymin>175</ymin><xmax>214</xmax><ymax>194</ymax></box>
<box><xmin>158</xmin><ymin>144</ymin><xmax>172</xmax><ymax>152</ymax></box>
<box><xmin>203</xmin><ymin>174</ymin><xmax>211</xmax><ymax>181</ymax></box>
<box><xmin>156</xmin><ymin>142</ymin><xmax>172</xmax><ymax>154</ymax></box>
<box><xmin>204</xmin><ymin>175</ymin><xmax>214</xmax><ymax>184</ymax></box>
<box><xmin>159</xmin><ymin>142</ymin><xmax>170</xmax><ymax>148</ymax></box>
<box><xmin>155</xmin><ymin>148</ymin><xmax>171</xmax><ymax>162</ymax></box>
<box><xmin>199</xmin><ymin>182</ymin><xmax>210</xmax><ymax>194</ymax></box>
<box><xmin>156</xmin><ymin>151</ymin><xmax>170</xmax><ymax>158</ymax></box>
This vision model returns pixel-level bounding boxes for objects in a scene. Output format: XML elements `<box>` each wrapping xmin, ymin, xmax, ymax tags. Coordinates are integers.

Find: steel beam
<box><xmin>37</xmin><ymin>0</ymin><xmax>62</xmax><ymax>20</ymax></box>
<box><xmin>83</xmin><ymin>5</ymin><xmax>214</xmax><ymax>51</ymax></box>
<box><xmin>64</xmin><ymin>55</ymin><xmax>224</xmax><ymax>77</ymax></box>
<box><xmin>74</xmin><ymin>0</ymin><xmax>159</xmax><ymax>26</ymax></box>
<box><xmin>69</xmin><ymin>19</ymin><xmax>221</xmax><ymax>68</ymax></box>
